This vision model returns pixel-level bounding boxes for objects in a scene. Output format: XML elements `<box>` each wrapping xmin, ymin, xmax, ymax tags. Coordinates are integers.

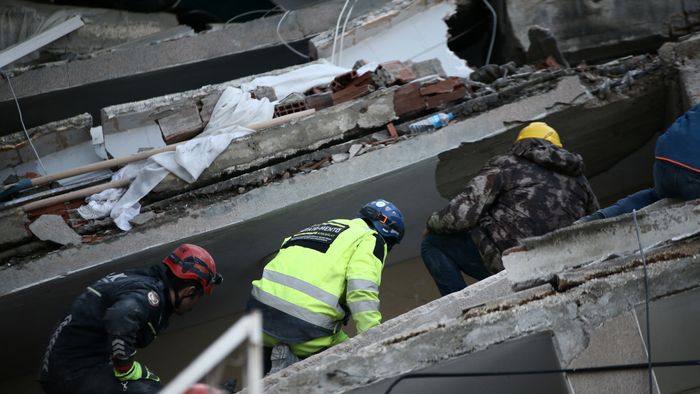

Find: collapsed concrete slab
<box><xmin>659</xmin><ymin>33</ymin><xmax>700</xmax><ymax>106</ymax></box>
<box><xmin>249</xmin><ymin>234</ymin><xmax>700</xmax><ymax>393</ymax></box>
<box><xmin>0</xmin><ymin>0</ymin><xmax>391</xmax><ymax>133</ymax></box>
<box><xmin>503</xmin><ymin>199</ymin><xmax>700</xmax><ymax>290</ymax></box>
<box><xmin>0</xmin><ymin>0</ymin><xmax>179</xmax><ymax>66</ymax></box>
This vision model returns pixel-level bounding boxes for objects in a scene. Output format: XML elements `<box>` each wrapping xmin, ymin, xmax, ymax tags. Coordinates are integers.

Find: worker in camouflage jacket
<box><xmin>422</xmin><ymin>122</ymin><xmax>599</xmax><ymax>296</ymax></box>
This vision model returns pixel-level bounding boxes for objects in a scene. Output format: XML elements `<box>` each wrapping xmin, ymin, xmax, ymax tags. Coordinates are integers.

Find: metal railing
<box><xmin>159</xmin><ymin>311</ymin><xmax>263</xmax><ymax>394</ymax></box>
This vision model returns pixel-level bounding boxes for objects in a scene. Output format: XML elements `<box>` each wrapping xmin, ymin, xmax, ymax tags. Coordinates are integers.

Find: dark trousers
<box><xmin>421</xmin><ymin>232</ymin><xmax>492</xmax><ymax>296</ymax></box>
<box><xmin>600</xmin><ymin>160</ymin><xmax>700</xmax><ymax>218</ymax></box>
<box><xmin>41</xmin><ymin>363</ymin><xmax>161</xmax><ymax>394</ymax></box>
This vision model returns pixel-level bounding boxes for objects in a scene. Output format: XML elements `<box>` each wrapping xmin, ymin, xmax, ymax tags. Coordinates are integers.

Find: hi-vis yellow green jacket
<box><xmin>250</xmin><ymin>218</ymin><xmax>386</xmax><ymax>344</ymax></box>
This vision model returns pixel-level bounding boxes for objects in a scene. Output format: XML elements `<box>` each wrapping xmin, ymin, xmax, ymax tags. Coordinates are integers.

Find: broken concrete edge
<box><xmin>0</xmin><ymin>1</ymin><xmax>179</xmax><ymax>69</ymax></box>
<box><xmin>502</xmin><ymin>199</ymin><xmax>700</xmax><ymax>290</ymax></box>
<box><xmin>554</xmin><ymin>231</ymin><xmax>700</xmax><ymax>292</ymax></box>
<box><xmin>659</xmin><ymin>33</ymin><xmax>700</xmax><ymax>107</ymax></box>
<box><xmin>0</xmin><ymin>73</ymin><xmax>596</xmax><ymax>294</ymax></box>
<box><xmin>252</xmin><ymin>253</ymin><xmax>700</xmax><ymax>394</ymax></box>
<box><xmin>259</xmin><ymin>272</ymin><xmax>512</xmax><ymax>384</ymax></box>
<box><xmin>99</xmin><ymin>59</ymin><xmax>330</xmax><ymax>134</ymax></box>
<box><xmin>151</xmin><ymin>86</ymin><xmax>400</xmax><ymax>195</ymax></box>
<box><xmin>152</xmin><ymin>71</ymin><xmax>598</xmax><ymax>196</ymax></box>
<box><xmin>0</xmin><ymin>112</ymin><xmax>92</xmax><ymax>151</ymax></box>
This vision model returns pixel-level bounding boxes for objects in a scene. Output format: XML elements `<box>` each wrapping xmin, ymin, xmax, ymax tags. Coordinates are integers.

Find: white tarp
<box><xmin>78</xmin><ymin>86</ymin><xmax>274</xmax><ymax>231</ymax></box>
<box><xmin>241</xmin><ymin>62</ymin><xmax>349</xmax><ymax>103</ymax></box>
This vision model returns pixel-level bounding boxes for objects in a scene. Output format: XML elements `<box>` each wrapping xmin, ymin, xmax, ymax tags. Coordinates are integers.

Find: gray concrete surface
<box><xmin>252</xmin><ymin>244</ymin><xmax>700</xmax><ymax>393</ymax></box>
<box><xmin>503</xmin><ymin>200</ymin><xmax>700</xmax><ymax>289</ymax></box>
<box><xmin>28</xmin><ymin>214</ymin><xmax>81</xmax><ymax>246</ymax></box>
<box><xmin>660</xmin><ymin>33</ymin><xmax>700</xmax><ymax>107</ymax></box>
<box><xmin>507</xmin><ymin>0</ymin><xmax>700</xmax><ymax>64</ymax></box>
<box><xmin>567</xmin><ymin>312</ymin><xmax>657</xmax><ymax>394</ymax></box>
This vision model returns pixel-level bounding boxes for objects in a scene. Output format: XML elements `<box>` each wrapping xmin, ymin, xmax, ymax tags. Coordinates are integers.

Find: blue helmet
<box><xmin>358</xmin><ymin>199</ymin><xmax>405</xmax><ymax>244</ymax></box>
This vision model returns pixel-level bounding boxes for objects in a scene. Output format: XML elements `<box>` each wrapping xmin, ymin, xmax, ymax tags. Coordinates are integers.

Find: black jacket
<box><xmin>40</xmin><ymin>265</ymin><xmax>173</xmax><ymax>382</ymax></box>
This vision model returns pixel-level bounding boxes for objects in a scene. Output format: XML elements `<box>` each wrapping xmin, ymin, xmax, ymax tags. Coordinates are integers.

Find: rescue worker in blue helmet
<box><xmin>248</xmin><ymin>199</ymin><xmax>405</xmax><ymax>373</ymax></box>
<box><xmin>39</xmin><ymin>244</ymin><xmax>222</xmax><ymax>394</ymax></box>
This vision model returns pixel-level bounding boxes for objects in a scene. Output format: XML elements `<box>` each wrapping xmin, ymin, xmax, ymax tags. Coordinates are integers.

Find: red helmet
<box><xmin>163</xmin><ymin>244</ymin><xmax>222</xmax><ymax>295</ymax></box>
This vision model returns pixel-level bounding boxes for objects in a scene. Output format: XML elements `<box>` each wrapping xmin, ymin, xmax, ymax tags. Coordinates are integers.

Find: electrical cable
<box><xmin>337</xmin><ymin>0</ymin><xmax>358</xmax><ymax>66</ymax></box>
<box><xmin>383</xmin><ymin>359</ymin><xmax>700</xmax><ymax>394</ymax></box>
<box><xmin>0</xmin><ymin>70</ymin><xmax>48</xmax><ymax>175</ymax></box>
<box><xmin>632</xmin><ymin>209</ymin><xmax>654</xmax><ymax>394</ymax></box>
<box><xmin>331</xmin><ymin>0</ymin><xmax>351</xmax><ymax>65</ymax></box>
<box><xmin>481</xmin><ymin>0</ymin><xmax>497</xmax><ymax>65</ymax></box>
<box><xmin>276</xmin><ymin>11</ymin><xmax>310</xmax><ymax>60</ymax></box>
<box><xmin>226</xmin><ymin>6</ymin><xmax>281</xmax><ymax>24</ymax></box>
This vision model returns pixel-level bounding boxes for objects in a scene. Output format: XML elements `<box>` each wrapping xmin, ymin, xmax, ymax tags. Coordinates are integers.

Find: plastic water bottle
<box><xmin>408</xmin><ymin>112</ymin><xmax>455</xmax><ymax>133</ymax></box>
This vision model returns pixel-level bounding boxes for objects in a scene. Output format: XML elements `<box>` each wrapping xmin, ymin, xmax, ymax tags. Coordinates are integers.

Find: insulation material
<box><xmin>79</xmin><ymin>87</ymin><xmax>274</xmax><ymax>231</ymax></box>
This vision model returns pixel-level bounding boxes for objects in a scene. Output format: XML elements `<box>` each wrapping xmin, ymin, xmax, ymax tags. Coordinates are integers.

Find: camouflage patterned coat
<box><xmin>426</xmin><ymin>138</ymin><xmax>599</xmax><ymax>273</ymax></box>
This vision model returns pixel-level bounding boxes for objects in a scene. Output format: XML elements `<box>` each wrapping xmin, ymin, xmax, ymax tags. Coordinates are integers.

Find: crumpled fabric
<box><xmin>76</xmin><ymin>162</ymin><xmax>144</xmax><ymax>220</ymax></box>
<box><xmin>78</xmin><ymin>86</ymin><xmax>273</xmax><ymax>231</ymax></box>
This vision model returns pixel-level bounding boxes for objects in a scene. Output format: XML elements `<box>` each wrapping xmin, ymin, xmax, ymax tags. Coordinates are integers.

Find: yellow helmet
<box><xmin>516</xmin><ymin>122</ymin><xmax>562</xmax><ymax>148</ymax></box>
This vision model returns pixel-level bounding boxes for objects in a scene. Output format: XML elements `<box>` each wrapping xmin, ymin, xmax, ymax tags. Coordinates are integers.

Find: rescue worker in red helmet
<box><xmin>39</xmin><ymin>243</ymin><xmax>222</xmax><ymax>394</ymax></box>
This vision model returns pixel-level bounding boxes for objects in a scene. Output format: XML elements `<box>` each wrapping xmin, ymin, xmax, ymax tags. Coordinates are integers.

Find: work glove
<box><xmin>114</xmin><ymin>361</ymin><xmax>160</xmax><ymax>382</ymax></box>
<box><xmin>574</xmin><ymin>211</ymin><xmax>605</xmax><ymax>225</ymax></box>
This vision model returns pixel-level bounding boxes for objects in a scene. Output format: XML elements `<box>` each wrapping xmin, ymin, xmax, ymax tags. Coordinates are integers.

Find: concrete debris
<box><xmin>503</xmin><ymin>200</ymin><xmax>700</xmax><ymax>291</ymax></box>
<box><xmin>0</xmin><ymin>207</ymin><xmax>31</xmax><ymax>248</ymax></box>
<box><xmin>331</xmin><ymin>153</ymin><xmax>349</xmax><ymax>163</ymax></box>
<box><xmin>28</xmin><ymin>214</ymin><xmax>81</xmax><ymax>246</ymax></box>
<box><xmin>129</xmin><ymin>211</ymin><xmax>156</xmax><ymax>226</ymax></box>
<box><xmin>348</xmin><ymin>144</ymin><xmax>362</xmax><ymax>159</ymax></box>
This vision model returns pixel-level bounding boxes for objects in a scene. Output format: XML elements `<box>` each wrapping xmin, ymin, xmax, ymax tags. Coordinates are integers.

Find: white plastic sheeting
<box><xmin>78</xmin><ymin>87</ymin><xmax>274</xmax><ymax>231</ymax></box>
<box><xmin>241</xmin><ymin>62</ymin><xmax>349</xmax><ymax>103</ymax></box>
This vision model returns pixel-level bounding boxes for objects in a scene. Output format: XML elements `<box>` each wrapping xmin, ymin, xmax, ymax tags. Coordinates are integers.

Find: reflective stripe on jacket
<box><xmin>251</xmin><ymin>218</ymin><xmax>386</xmax><ymax>343</ymax></box>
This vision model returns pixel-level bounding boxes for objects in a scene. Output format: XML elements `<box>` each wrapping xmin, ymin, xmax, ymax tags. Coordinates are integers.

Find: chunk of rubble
<box><xmin>29</xmin><ymin>215</ymin><xmax>81</xmax><ymax>246</ymax></box>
